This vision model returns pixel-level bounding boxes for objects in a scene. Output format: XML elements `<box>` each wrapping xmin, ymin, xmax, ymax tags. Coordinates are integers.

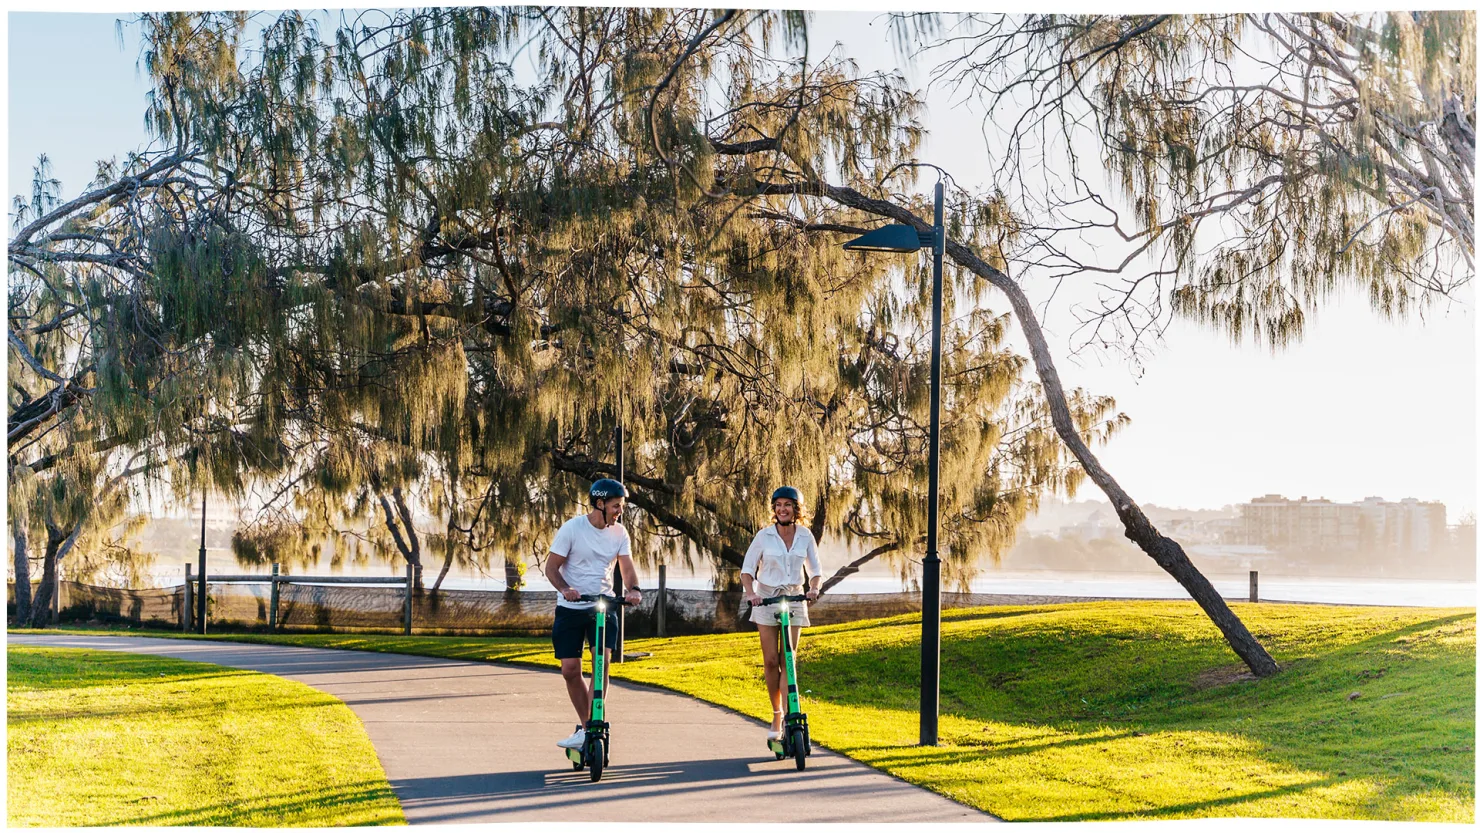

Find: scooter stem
<box><xmin>779</xmin><ymin>599</ymin><xmax>801</xmax><ymax>715</ymax></box>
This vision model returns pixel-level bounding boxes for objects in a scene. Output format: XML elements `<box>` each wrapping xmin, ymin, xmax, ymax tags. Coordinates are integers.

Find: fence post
<box><xmin>657</xmin><ymin>564</ymin><xmax>667</xmax><ymax>637</ymax></box>
<box><xmin>269</xmin><ymin>563</ymin><xmax>281</xmax><ymax>630</ymax></box>
<box><xmin>1249</xmin><ymin>570</ymin><xmax>1259</xmax><ymax>603</ymax></box>
<box><xmin>183</xmin><ymin>564</ymin><xmax>193</xmax><ymax>631</ymax></box>
<box><xmin>403</xmin><ymin>563</ymin><xmax>413</xmax><ymax>636</ymax></box>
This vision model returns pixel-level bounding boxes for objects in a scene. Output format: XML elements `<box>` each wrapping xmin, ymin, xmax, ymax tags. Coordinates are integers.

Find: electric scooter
<box><xmin>754</xmin><ymin>594</ymin><xmax>812</xmax><ymax>771</ymax></box>
<box><xmin>565</xmin><ymin>594</ymin><xmax>635</xmax><ymax>782</ymax></box>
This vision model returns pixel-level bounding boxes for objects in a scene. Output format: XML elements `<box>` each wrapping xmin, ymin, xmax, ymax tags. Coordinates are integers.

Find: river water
<box><xmin>154</xmin><ymin>552</ymin><xmax>1475</xmax><ymax>608</ymax></box>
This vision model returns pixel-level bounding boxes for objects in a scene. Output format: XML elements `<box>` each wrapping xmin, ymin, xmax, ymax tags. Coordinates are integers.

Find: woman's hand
<box><xmin>744</xmin><ymin>592</ymin><xmax>763</xmax><ymax>606</ymax></box>
<box><xmin>805</xmin><ymin>588</ymin><xmax>819</xmax><ymax>602</ymax></box>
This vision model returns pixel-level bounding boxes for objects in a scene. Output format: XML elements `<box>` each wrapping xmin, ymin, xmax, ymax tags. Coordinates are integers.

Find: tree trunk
<box><xmin>392</xmin><ymin>488</ymin><xmax>425</xmax><ymax>592</ymax></box>
<box><xmin>431</xmin><ymin>514</ymin><xmax>455</xmax><ymax>594</ymax></box>
<box><xmin>816</xmin><ymin>182</ymin><xmax>1281</xmax><ymax>677</ymax></box>
<box><xmin>811</xmin><ymin>484</ymin><xmax>829</xmax><ymax>545</ymax></box>
<box><xmin>372</xmin><ymin>476</ymin><xmax>425</xmax><ymax>593</ymax></box>
<box><xmin>28</xmin><ymin>523</ymin><xmax>64</xmax><ymax>628</ymax></box>
<box><xmin>12</xmin><ymin>520</ymin><xmax>32</xmax><ymax>625</ymax></box>
<box><xmin>503</xmin><ymin>556</ymin><xmax>525</xmax><ymax>590</ymax></box>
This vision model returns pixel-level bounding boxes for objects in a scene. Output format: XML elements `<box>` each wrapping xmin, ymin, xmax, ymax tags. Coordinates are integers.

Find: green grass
<box><xmin>7</xmin><ymin>646</ymin><xmax>404</xmax><ymax>827</ymax></box>
<box><xmin>15</xmin><ymin>600</ymin><xmax>1475</xmax><ymax>821</ymax></box>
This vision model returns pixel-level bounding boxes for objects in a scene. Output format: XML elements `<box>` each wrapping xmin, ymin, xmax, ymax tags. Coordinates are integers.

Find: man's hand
<box><xmin>561</xmin><ymin>587</ymin><xmax>582</xmax><ymax>602</ymax></box>
<box><xmin>624</xmin><ymin>588</ymin><xmax>642</xmax><ymax>606</ymax></box>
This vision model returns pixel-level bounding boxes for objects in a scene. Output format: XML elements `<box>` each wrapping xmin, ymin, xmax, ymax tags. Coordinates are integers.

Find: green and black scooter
<box><xmin>565</xmin><ymin>593</ymin><xmax>634</xmax><ymax>782</ymax></box>
<box><xmin>754</xmin><ymin>594</ymin><xmax>812</xmax><ymax>770</ymax></box>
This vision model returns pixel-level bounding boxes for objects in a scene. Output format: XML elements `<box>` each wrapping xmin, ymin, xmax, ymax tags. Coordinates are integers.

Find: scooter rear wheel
<box><xmin>588</xmin><ymin>739</ymin><xmax>606</xmax><ymax>782</ymax></box>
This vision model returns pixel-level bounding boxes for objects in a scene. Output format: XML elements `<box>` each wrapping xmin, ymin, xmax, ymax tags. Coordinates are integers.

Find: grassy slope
<box><xmin>14</xmin><ymin>599</ymin><xmax>1474</xmax><ymax>821</ymax></box>
<box><xmin>7</xmin><ymin>646</ymin><xmax>404</xmax><ymax>827</ymax></box>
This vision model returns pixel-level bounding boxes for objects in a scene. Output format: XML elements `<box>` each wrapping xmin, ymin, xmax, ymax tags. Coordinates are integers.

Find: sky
<box><xmin>8</xmin><ymin>8</ymin><xmax>1477</xmax><ymax>522</ymax></box>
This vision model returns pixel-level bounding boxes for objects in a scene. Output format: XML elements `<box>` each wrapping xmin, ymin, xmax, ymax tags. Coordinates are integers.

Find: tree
<box><xmin>8</xmin><ymin>106</ymin><xmax>286</xmax><ymax>623</ymax></box>
<box><xmin>126</xmin><ymin>8</ymin><xmax>1111</xmax><ymax>597</ymax></box>
<box><xmin>821</xmin><ymin>11</ymin><xmax>1471</xmax><ymax>674</ymax></box>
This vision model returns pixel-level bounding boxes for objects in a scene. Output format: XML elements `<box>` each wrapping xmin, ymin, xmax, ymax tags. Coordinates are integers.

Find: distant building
<box><xmin>1239</xmin><ymin>494</ymin><xmax>1446</xmax><ymax>555</ymax></box>
<box><xmin>1060</xmin><ymin>509</ymin><xmax>1114</xmax><ymax>540</ymax></box>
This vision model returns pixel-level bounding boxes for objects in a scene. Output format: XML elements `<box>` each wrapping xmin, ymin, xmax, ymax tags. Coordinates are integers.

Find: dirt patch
<box><xmin>1193</xmin><ymin>664</ymin><xmax>1260</xmax><ymax>690</ymax></box>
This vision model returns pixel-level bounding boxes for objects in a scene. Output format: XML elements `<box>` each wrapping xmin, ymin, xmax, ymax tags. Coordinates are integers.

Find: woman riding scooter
<box><xmin>740</xmin><ymin>486</ymin><xmax>822</xmax><ymax>740</ymax></box>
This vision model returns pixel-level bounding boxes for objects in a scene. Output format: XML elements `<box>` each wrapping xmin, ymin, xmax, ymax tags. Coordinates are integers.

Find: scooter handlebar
<box><xmin>575</xmin><ymin>594</ymin><xmax>639</xmax><ymax>607</ymax></box>
<box><xmin>753</xmin><ymin>594</ymin><xmax>810</xmax><ymax>605</ymax></box>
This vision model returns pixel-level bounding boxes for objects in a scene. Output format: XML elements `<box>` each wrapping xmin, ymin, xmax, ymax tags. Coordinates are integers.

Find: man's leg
<box><xmin>561</xmin><ymin>657</ymin><xmax>590</xmax><ymax>721</ymax></box>
<box><xmin>554</xmin><ymin>608</ymin><xmax>591</xmax><ymax>723</ymax></box>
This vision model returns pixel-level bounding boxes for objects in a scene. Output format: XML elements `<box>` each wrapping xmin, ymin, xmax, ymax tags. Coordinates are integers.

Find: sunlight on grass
<box><xmin>7</xmin><ymin>647</ymin><xmax>403</xmax><ymax>827</ymax></box>
<box><xmin>15</xmin><ymin>599</ymin><xmax>1473</xmax><ymax>821</ymax></box>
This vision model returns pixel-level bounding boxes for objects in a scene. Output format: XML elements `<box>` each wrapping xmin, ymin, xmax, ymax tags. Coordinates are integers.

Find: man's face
<box><xmin>599</xmin><ymin>496</ymin><xmax>625</xmax><ymax>522</ymax></box>
<box><xmin>773</xmin><ymin>498</ymin><xmax>797</xmax><ymax>523</ymax></box>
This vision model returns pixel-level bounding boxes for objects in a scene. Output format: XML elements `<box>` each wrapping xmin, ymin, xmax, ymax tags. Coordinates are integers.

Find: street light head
<box><xmin>842</xmin><ymin>224</ymin><xmax>930</xmax><ymax>253</ymax></box>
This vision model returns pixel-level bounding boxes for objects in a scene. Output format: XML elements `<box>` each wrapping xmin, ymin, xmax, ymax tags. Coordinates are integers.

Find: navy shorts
<box><xmin>552</xmin><ymin>605</ymin><xmax>618</xmax><ymax>660</ymax></box>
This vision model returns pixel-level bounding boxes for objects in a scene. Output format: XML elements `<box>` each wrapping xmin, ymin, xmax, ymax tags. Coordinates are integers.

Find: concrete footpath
<box><xmin>10</xmin><ymin>635</ymin><xmax>993</xmax><ymax>824</ymax></box>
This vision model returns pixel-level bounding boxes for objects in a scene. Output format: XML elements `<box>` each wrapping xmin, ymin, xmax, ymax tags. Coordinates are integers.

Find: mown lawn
<box><xmin>15</xmin><ymin>599</ymin><xmax>1474</xmax><ymax>821</ymax></box>
<box><xmin>7</xmin><ymin>646</ymin><xmax>404</xmax><ymax>826</ymax></box>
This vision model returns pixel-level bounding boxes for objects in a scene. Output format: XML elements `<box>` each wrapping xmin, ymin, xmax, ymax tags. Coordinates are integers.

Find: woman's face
<box><xmin>773</xmin><ymin>498</ymin><xmax>797</xmax><ymax>524</ymax></box>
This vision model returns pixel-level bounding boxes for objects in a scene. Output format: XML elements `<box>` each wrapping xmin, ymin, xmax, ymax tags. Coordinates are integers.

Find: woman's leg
<box><xmin>757</xmin><ymin>624</ymin><xmax>783</xmax><ymax>733</ymax></box>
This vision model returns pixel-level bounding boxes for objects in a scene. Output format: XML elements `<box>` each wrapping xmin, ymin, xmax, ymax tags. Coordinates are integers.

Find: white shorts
<box><xmin>748</xmin><ymin>582</ymin><xmax>811</xmax><ymax>627</ymax></box>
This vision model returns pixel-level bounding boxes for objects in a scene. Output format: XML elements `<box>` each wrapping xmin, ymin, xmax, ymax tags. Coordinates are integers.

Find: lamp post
<box><xmin>197</xmin><ymin>488</ymin><xmax>208</xmax><ymax>635</ymax></box>
<box><xmin>612</xmin><ymin>304</ymin><xmax>627</xmax><ymax>663</ymax></box>
<box><xmin>842</xmin><ymin>179</ymin><xmax>945</xmax><ymax>746</ymax></box>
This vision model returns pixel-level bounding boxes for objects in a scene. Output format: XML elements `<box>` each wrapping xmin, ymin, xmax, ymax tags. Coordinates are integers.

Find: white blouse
<box><xmin>741</xmin><ymin>524</ymin><xmax>822</xmax><ymax>587</ymax></box>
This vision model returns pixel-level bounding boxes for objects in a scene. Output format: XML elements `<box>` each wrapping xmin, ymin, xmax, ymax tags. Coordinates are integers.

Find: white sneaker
<box><xmin>556</xmin><ymin>726</ymin><xmax>586</xmax><ymax>749</ymax></box>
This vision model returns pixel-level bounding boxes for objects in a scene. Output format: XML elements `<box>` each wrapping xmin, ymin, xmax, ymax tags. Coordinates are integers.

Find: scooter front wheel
<box><xmin>790</xmin><ymin>727</ymin><xmax>808</xmax><ymax>771</ymax></box>
<box><xmin>588</xmin><ymin>738</ymin><xmax>606</xmax><ymax>782</ymax></box>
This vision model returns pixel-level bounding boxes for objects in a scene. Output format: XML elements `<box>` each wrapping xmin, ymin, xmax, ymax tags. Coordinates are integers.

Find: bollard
<box><xmin>269</xmin><ymin>563</ymin><xmax>281</xmax><ymax>630</ymax></box>
<box><xmin>657</xmin><ymin>564</ymin><xmax>667</xmax><ymax>637</ymax></box>
<box><xmin>1250</xmin><ymin>570</ymin><xmax>1259</xmax><ymax>603</ymax></box>
<box><xmin>183</xmin><ymin>564</ymin><xmax>193</xmax><ymax>631</ymax></box>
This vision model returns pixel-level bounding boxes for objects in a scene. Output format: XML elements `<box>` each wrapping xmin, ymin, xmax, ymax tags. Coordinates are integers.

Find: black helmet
<box><xmin>771</xmin><ymin>486</ymin><xmax>802</xmax><ymax>505</ymax></box>
<box><xmin>590</xmin><ymin>478</ymin><xmax>627</xmax><ymax>502</ymax></box>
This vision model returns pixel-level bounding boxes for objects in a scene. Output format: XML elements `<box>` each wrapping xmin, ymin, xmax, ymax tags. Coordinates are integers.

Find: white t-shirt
<box><xmin>741</xmin><ymin>524</ymin><xmax>822</xmax><ymax>587</ymax></box>
<box><xmin>550</xmin><ymin>515</ymin><xmax>632</xmax><ymax>610</ymax></box>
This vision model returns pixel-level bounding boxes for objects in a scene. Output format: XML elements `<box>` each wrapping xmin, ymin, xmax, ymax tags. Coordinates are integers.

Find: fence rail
<box><xmin>9</xmin><ymin>569</ymin><xmax>1270</xmax><ymax>636</ymax></box>
<box><xmin>183</xmin><ymin>564</ymin><xmax>413</xmax><ymax>635</ymax></box>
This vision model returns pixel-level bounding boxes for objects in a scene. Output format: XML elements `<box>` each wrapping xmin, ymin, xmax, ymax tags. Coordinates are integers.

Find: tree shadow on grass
<box><xmin>81</xmin><ymin>780</ymin><xmax>402</xmax><ymax>826</ymax></box>
<box><xmin>1030</xmin><ymin>776</ymin><xmax>1346</xmax><ymax>821</ymax></box>
<box><xmin>842</xmin><ymin>729</ymin><xmax>1141</xmax><ymax>766</ymax></box>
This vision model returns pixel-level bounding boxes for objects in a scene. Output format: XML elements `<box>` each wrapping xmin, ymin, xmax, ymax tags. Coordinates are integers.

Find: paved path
<box><xmin>10</xmin><ymin>635</ymin><xmax>993</xmax><ymax>824</ymax></box>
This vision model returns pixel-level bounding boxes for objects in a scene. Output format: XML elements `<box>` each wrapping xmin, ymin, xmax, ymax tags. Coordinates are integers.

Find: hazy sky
<box><xmin>10</xmin><ymin>9</ymin><xmax>1476</xmax><ymax>520</ymax></box>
